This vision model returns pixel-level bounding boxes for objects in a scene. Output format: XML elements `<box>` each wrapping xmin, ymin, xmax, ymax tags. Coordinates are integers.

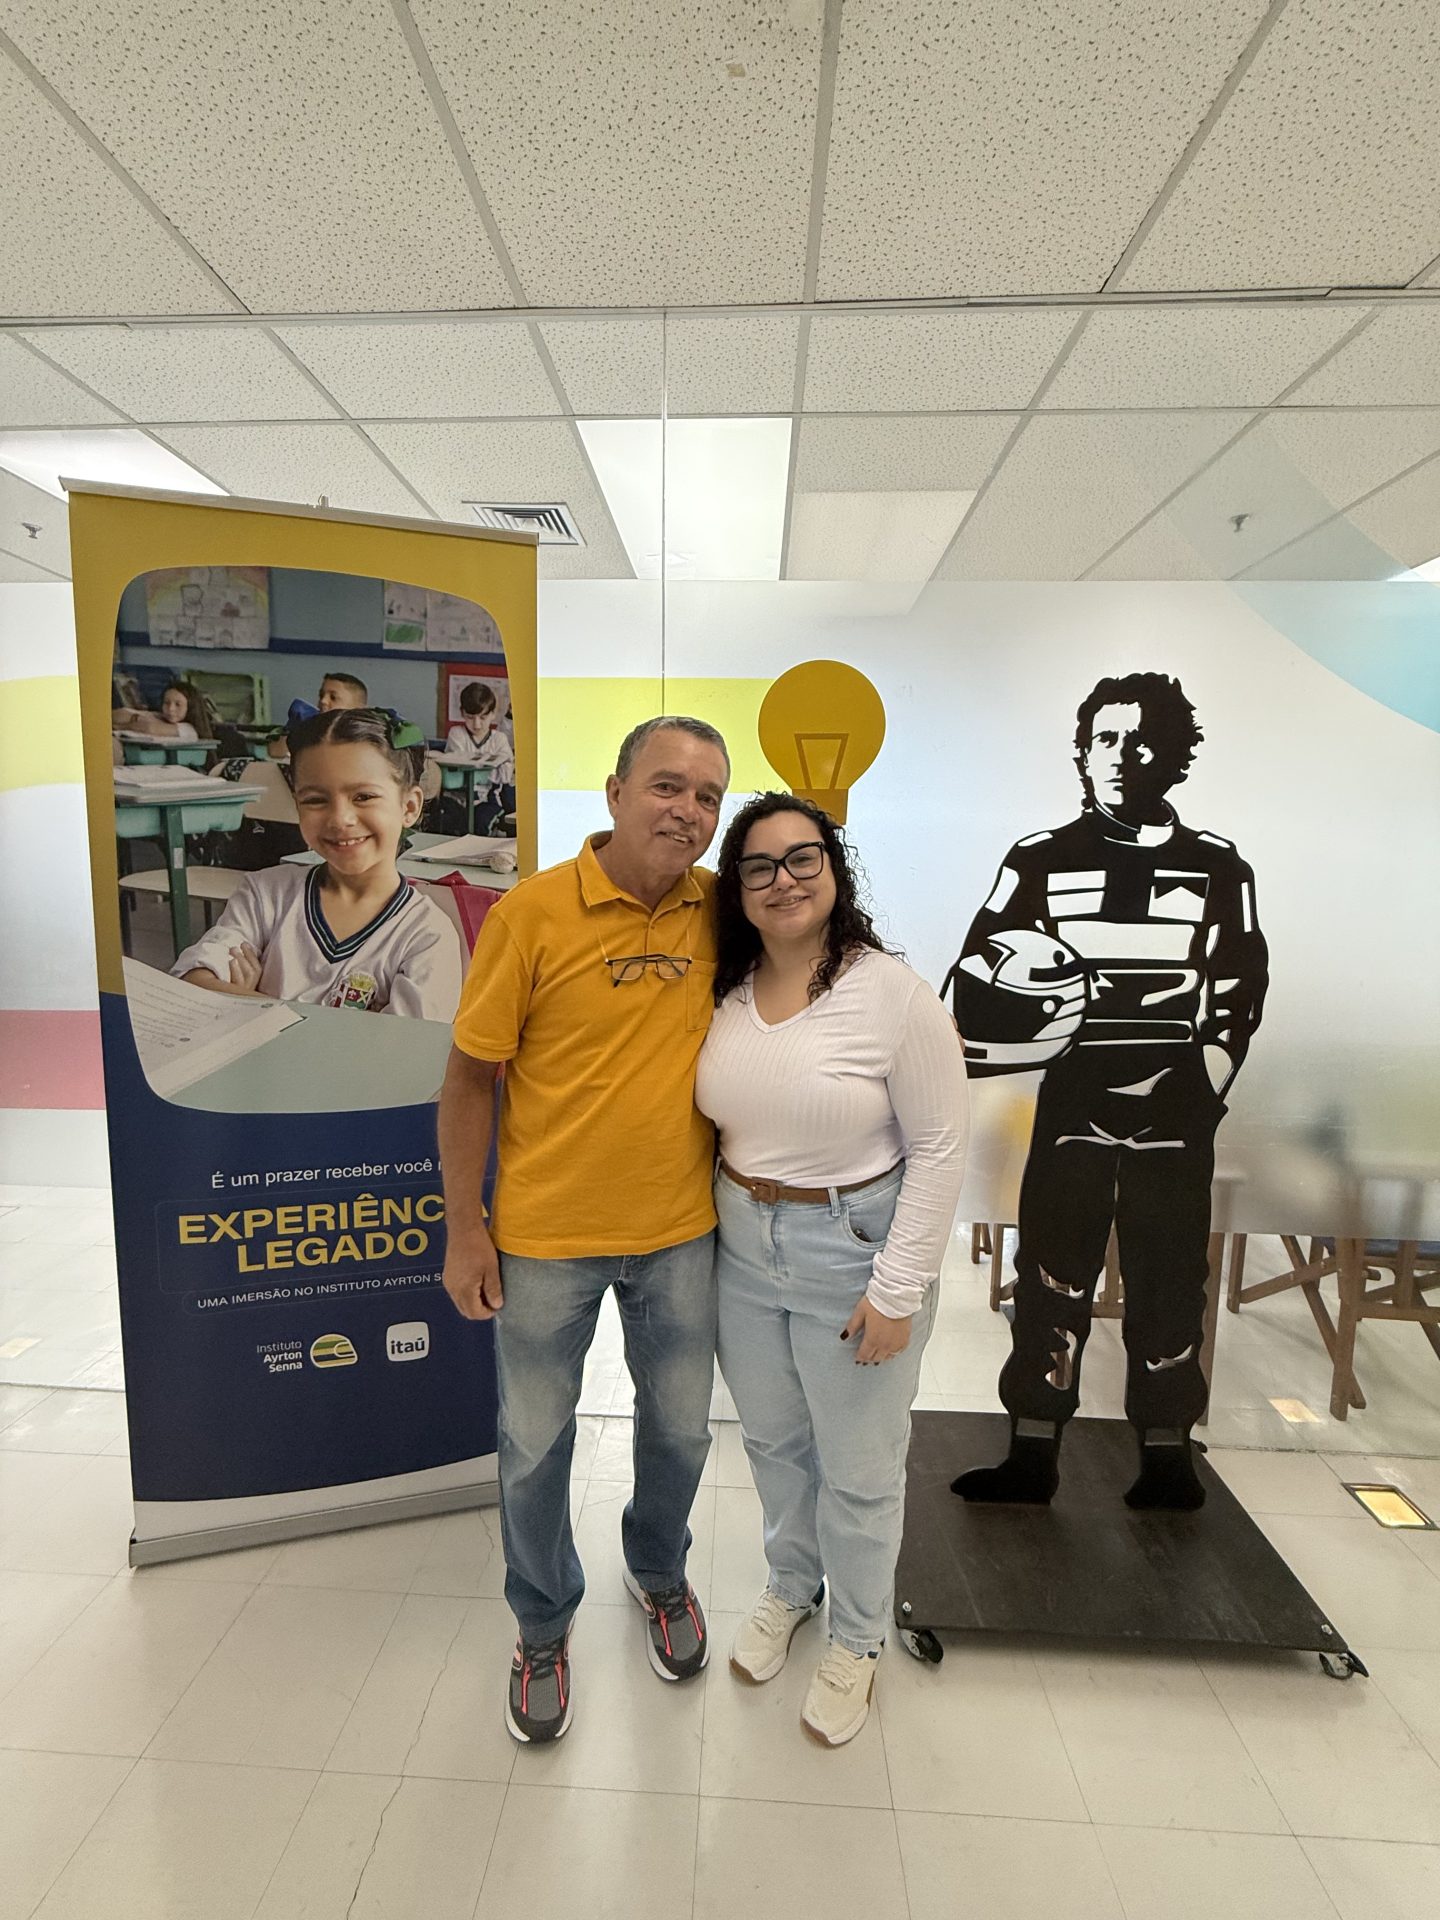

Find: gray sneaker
<box><xmin>622</xmin><ymin>1567</ymin><xmax>710</xmax><ymax>1681</ymax></box>
<box><xmin>505</xmin><ymin>1628</ymin><xmax>573</xmax><ymax>1743</ymax></box>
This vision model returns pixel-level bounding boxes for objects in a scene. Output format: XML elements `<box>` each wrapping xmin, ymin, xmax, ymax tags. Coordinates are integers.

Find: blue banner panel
<box><xmin>102</xmin><ymin>994</ymin><xmax>495</xmax><ymax>1505</ymax></box>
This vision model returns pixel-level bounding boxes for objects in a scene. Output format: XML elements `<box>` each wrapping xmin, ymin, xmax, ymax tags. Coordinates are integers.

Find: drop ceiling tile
<box><xmin>15</xmin><ymin>327</ymin><xmax>337</xmax><ymax>423</ymax></box>
<box><xmin>795</xmin><ymin>414</ymin><xmax>1017</xmax><ymax>492</ymax></box>
<box><xmin>1236</xmin><ymin>515</ymin><xmax>1410</xmax><ymax>580</ymax></box>
<box><xmin>1344</xmin><ymin>454</ymin><xmax>1440</xmax><ymax>568</ymax></box>
<box><xmin>409</xmin><ymin>0</ymin><xmax>820</xmax><ymax>303</ymax></box>
<box><xmin>153</xmin><ymin>423</ymin><xmax>433</xmax><ymax>518</ymax></box>
<box><xmin>1041</xmin><ymin>305</ymin><xmax>1364</xmax><ymax>409</ymax></box>
<box><xmin>0</xmin><ymin>545</ymin><xmax>62</xmax><ymax>582</ymax></box>
<box><xmin>1086</xmin><ymin>514</ymin><xmax>1219</xmax><ymax>580</ymax></box>
<box><xmin>539</xmin><ymin>319</ymin><xmax>664</xmax><ymax>417</ymax></box>
<box><xmin>274</xmin><ymin>323</ymin><xmax>559</xmax><ymax>419</ymax></box>
<box><xmin>1140</xmin><ymin>409</ymin><xmax>1440</xmax><ymax>576</ymax></box>
<box><xmin>1120</xmin><ymin>0</ymin><xmax>1440</xmax><ymax>291</ymax></box>
<box><xmin>665</xmin><ymin>314</ymin><xmax>802</xmax><ymax>416</ymax></box>
<box><xmin>1152</xmin><ymin>421</ymin><xmax>1371</xmax><ymax>576</ymax></box>
<box><xmin>1285</xmin><ymin>307</ymin><xmax>1440</xmax><ymax>406</ymax></box>
<box><xmin>1</xmin><ymin>1</ymin><xmax>513</xmax><ymax>313</ymax></box>
<box><xmin>0</xmin><ymin>57</ymin><xmax>232</xmax><ymax>318</ymax></box>
<box><xmin>804</xmin><ymin>310</ymin><xmax>1079</xmax><ymax>413</ymax></box>
<box><xmin>0</xmin><ymin>468</ymin><xmax>72</xmax><ymax>578</ymax></box>
<box><xmin>0</xmin><ymin>336</ymin><xmax>122</xmax><ymax>427</ymax></box>
<box><xmin>1262</xmin><ymin>408</ymin><xmax>1440</xmax><ymax>507</ymax></box>
<box><xmin>817</xmin><ymin>0</ymin><xmax>1267</xmax><ymax>298</ymax></box>
<box><xmin>368</xmin><ymin>421</ymin><xmax>631</xmax><ymax>580</ymax></box>
<box><xmin>936</xmin><ymin>411</ymin><xmax>1249</xmax><ymax>579</ymax></box>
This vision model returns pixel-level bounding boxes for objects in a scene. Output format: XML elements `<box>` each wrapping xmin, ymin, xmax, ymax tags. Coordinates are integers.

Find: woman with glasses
<box><xmin>695</xmin><ymin>792</ymin><xmax>968</xmax><ymax>1746</ymax></box>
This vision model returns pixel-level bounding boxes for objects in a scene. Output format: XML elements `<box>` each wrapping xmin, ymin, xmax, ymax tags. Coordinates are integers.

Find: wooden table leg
<box><xmin>1225</xmin><ymin>1233</ymin><xmax>1247</xmax><ymax>1312</ymax></box>
<box><xmin>1197</xmin><ymin>1230</ymin><xmax>1225</xmax><ymax>1427</ymax></box>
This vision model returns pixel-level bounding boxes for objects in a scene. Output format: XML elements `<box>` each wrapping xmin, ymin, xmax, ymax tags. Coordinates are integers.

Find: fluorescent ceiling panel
<box><xmin>577</xmin><ymin>418</ymin><xmax>791</xmax><ymax>581</ymax></box>
<box><xmin>787</xmin><ymin>490</ymin><xmax>976</xmax><ymax>583</ymax></box>
<box><xmin>0</xmin><ymin>429</ymin><xmax>224</xmax><ymax>502</ymax></box>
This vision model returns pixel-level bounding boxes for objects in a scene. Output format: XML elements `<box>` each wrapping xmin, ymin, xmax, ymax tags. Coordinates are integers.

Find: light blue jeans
<box><xmin>714</xmin><ymin>1167</ymin><xmax>936</xmax><ymax>1656</ymax></box>
<box><xmin>495</xmin><ymin>1233</ymin><xmax>716</xmax><ymax>1643</ymax></box>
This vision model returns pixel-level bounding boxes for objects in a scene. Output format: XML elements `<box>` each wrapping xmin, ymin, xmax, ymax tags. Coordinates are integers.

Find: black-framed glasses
<box><xmin>604</xmin><ymin>953</ymin><xmax>693</xmax><ymax>987</ymax></box>
<box><xmin>736</xmin><ymin>841</ymin><xmax>826</xmax><ymax>891</ymax></box>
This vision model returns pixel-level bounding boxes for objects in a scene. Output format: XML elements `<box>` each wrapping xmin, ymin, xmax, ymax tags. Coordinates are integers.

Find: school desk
<box><xmin>119</xmin><ymin>735</ymin><xmax>218</xmax><ymax>769</ymax></box>
<box><xmin>427</xmin><ymin>751</ymin><xmax>495</xmax><ymax>834</ymax></box>
<box><xmin>178</xmin><ymin>996</ymin><xmax>455</xmax><ymax>1113</ymax></box>
<box><xmin>281</xmin><ymin>829</ymin><xmax>519</xmax><ymax>890</ymax></box>
<box><xmin>115</xmin><ymin>781</ymin><xmax>262</xmax><ymax>955</ymax></box>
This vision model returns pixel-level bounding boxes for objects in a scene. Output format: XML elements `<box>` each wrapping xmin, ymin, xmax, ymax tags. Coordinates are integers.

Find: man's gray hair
<box><xmin>614</xmin><ymin>714</ymin><xmax>730</xmax><ymax>781</ymax></box>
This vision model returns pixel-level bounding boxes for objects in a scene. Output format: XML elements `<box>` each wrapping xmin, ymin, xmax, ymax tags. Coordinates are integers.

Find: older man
<box><xmin>440</xmin><ymin>715</ymin><xmax>730</xmax><ymax>1743</ymax></box>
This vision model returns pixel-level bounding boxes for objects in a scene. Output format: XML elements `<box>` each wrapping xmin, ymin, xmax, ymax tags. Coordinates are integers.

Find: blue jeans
<box><xmin>495</xmin><ymin>1232</ymin><xmax>716</xmax><ymax>1642</ymax></box>
<box><xmin>715</xmin><ymin>1169</ymin><xmax>936</xmax><ymax>1656</ymax></box>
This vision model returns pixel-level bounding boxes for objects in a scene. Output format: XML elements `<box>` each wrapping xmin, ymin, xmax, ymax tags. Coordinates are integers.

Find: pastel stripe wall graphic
<box><xmin>0</xmin><ymin>584</ymin><xmax>107</xmax><ymax>1180</ymax></box>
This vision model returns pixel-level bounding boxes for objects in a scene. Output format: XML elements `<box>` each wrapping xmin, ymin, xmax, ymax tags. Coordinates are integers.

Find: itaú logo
<box><xmin>309</xmin><ymin>1333</ymin><xmax>358</xmax><ymax>1369</ymax></box>
<box><xmin>386</xmin><ymin>1321</ymin><xmax>430</xmax><ymax>1362</ymax></box>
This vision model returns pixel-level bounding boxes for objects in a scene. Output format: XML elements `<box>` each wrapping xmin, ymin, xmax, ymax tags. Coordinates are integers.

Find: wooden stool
<box><xmin>1330</xmin><ymin>1239</ymin><xmax>1440</xmax><ymax>1421</ymax></box>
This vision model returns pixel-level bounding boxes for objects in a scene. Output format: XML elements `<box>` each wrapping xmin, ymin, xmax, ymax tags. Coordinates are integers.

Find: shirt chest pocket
<box><xmin>685</xmin><ymin>959</ymin><xmax>717</xmax><ymax>1033</ymax></box>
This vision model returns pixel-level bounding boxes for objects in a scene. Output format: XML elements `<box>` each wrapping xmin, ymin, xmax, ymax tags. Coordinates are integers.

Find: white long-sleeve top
<box><xmin>695</xmin><ymin>949</ymin><xmax>969</xmax><ymax>1319</ymax></box>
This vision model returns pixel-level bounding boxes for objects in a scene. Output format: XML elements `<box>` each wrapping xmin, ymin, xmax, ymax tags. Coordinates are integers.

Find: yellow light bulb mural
<box><xmin>758</xmin><ymin>660</ymin><xmax>886</xmax><ymax>825</ymax></box>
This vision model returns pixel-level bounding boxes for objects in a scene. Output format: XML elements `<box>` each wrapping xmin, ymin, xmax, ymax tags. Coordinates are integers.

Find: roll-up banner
<box><xmin>69</xmin><ymin>482</ymin><xmax>536</xmax><ymax>1564</ymax></box>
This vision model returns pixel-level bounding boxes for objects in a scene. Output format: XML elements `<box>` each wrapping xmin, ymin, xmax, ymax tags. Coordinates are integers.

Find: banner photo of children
<box><xmin>111</xmin><ymin>567</ymin><xmax>518</xmax><ymax>1114</ymax></box>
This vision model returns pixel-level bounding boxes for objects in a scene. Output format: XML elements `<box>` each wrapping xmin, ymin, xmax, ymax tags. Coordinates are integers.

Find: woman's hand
<box><xmin>841</xmin><ymin>1297</ymin><xmax>913</xmax><ymax>1366</ymax></box>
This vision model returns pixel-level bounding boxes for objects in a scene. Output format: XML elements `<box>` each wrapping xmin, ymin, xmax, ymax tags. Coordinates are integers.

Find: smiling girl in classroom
<box><xmin>171</xmin><ymin>707</ymin><xmax>463</xmax><ymax>1021</ymax></box>
<box><xmin>113</xmin><ymin>679</ymin><xmax>216</xmax><ymax>742</ymax></box>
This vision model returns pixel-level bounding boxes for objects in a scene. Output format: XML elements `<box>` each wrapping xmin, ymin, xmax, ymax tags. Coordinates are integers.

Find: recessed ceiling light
<box><xmin>577</xmin><ymin>417</ymin><xmax>791</xmax><ymax>581</ymax></box>
<box><xmin>0</xmin><ymin>428</ymin><xmax>225</xmax><ymax>502</ymax></box>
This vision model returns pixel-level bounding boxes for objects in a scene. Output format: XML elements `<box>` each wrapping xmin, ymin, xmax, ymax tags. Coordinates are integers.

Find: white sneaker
<box><xmin>729</xmin><ymin>1585</ymin><xmax>821</xmax><ymax>1684</ymax></box>
<box><xmin>801</xmin><ymin>1643</ymin><xmax>877</xmax><ymax>1747</ymax></box>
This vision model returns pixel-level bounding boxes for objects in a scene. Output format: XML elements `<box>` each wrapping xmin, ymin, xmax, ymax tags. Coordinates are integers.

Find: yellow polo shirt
<box><xmin>452</xmin><ymin>834</ymin><xmax>718</xmax><ymax>1258</ymax></box>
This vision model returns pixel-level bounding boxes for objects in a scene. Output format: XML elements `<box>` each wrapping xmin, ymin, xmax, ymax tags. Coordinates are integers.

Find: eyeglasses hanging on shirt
<box><xmin>603</xmin><ymin>952</ymin><xmax>693</xmax><ymax>987</ymax></box>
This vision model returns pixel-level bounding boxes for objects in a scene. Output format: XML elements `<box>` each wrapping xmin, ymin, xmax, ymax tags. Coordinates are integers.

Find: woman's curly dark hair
<box><xmin>713</xmin><ymin>792</ymin><xmax>891</xmax><ymax>1004</ymax></box>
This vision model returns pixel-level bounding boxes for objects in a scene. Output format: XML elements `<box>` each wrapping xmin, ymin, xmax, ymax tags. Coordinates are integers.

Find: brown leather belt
<box><xmin>718</xmin><ymin>1158</ymin><xmax>902</xmax><ymax>1207</ymax></box>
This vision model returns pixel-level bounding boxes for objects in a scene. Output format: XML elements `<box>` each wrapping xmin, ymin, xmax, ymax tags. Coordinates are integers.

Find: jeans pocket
<box><xmin>839</xmin><ymin>1177</ymin><xmax>901</xmax><ymax>1251</ymax></box>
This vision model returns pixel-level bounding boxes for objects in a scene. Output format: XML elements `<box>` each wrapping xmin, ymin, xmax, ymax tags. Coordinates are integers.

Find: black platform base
<box><xmin>895</xmin><ymin>1412</ymin><xmax>1356</xmax><ymax>1668</ymax></box>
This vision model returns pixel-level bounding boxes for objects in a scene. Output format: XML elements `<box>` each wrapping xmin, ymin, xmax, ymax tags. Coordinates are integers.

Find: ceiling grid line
<box><xmin>386</xmin><ymin>0</ymin><xmax>528</xmax><ymax>308</ymax></box>
<box><xmin>0</xmin><ymin>541</ymin><xmax>68</xmax><ymax>580</ymax></box>
<box><xmin>1233</xmin><ymin>445</ymin><xmax>1440</xmax><ymax>579</ymax></box>
<box><xmin>777</xmin><ymin>315</ymin><xmax>811</xmax><ymax>581</ymax></box>
<box><xmin>1100</xmin><ymin>0</ymin><xmax>1294</xmax><ymax>294</ymax></box>
<box><xmin>11</xmin><ymin>288</ymin><xmax>1440</xmax><ymax>333</ymax></box>
<box><xmin>778</xmin><ymin>0</ymin><xmax>844</xmax><ymax>580</ymax></box>
<box><xmin>10</xmin><ymin>402</ymin><xmax>1440</xmax><ymax>434</ymax></box>
<box><xmin>0</xmin><ymin>28</ymin><xmax>249</xmax><ymax>317</ymax></box>
<box><xmin>1078</xmin><ymin>302</ymin><xmax>1391</xmax><ymax>578</ymax></box>
<box><xmin>384</xmin><ymin>5</ymin><xmax>634</xmax><ymax>566</ymax></box>
<box><xmin>256</xmin><ymin>325</ymin><xmax>444</xmax><ymax>519</ymax></box>
<box><xmin>3</xmin><ymin>330</ymin><xmax>236</xmax><ymax>526</ymax></box>
<box><xmin>926</xmin><ymin>312</ymin><xmax>1097</xmax><ymax>580</ymax></box>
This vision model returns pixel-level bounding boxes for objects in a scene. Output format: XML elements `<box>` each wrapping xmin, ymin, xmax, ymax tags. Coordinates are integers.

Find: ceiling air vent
<box><xmin>463</xmin><ymin>501</ymin><xmax>583</xmax><ymax>546</ymax></box>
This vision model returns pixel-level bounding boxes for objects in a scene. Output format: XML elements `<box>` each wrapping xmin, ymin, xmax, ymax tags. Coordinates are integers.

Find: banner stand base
<box><xmin>129</xmin><ymin>1479</ymin><xmax>499</xmax><ymax>1569</ymax></box>
<box><xmin>894</xmin><ymin>1410</ymin><xmax>1360</xmax><ymax>1675</ymax></box>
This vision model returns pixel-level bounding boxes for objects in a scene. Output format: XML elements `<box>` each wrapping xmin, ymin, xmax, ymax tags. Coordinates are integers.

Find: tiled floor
<box><xmin>5</xmin><ymin>1185</ymin><xmax>1439</xmax><ymax>1454</ymax></box>
<box><xmin>2</xmin><ymin>1390</ymin><xmax>1440</xmax><ymax>1917</ymax></box>
<box><xmin>4</xmin><ymin>1182</ymin><xmax>1440</xmax><ymax>1914</ymax></box>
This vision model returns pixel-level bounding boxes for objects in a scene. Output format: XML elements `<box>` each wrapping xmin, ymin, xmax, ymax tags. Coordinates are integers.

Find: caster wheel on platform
<box><xmin>900</xmin><ymin>1628</ymin><xmax>944</xmax><ymax>1665</ymax></box>
<box><xmin>1319</xmin><ymin>1650</ymin><xmax>1368</xmax><ymax>1681</ymax></box>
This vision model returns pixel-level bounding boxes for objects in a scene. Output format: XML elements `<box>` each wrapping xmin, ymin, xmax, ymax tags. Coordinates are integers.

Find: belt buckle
<box><xmin>750</xmin><ymin>1177</ymin><xmax>782</xmax><ymax>1206</ymax></box>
